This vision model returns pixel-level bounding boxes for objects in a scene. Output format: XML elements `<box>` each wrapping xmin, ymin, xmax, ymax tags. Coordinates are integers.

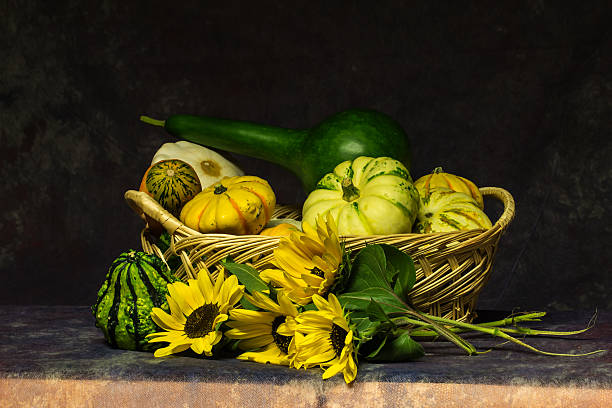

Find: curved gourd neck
<box><xmin>142</xmin><ymin>114</ymin><xmax>307</xmax><ymax>170</ymax></box>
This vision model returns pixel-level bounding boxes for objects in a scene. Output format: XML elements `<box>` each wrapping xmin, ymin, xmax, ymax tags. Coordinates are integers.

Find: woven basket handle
<box><xmin>480</xmin><ymin>187</ymin><xmax>515</xmax><ymax>230</ymax></box>
<box><xmin>124</xmin><ymin>190</ymin><xmax>199</xmax><ymax>236</ymax></box>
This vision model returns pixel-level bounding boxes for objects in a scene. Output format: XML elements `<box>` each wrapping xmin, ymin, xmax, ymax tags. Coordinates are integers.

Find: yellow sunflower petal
<box><xmin>246</xmin><ymin>292</ymin><xmax>281</xmax><ymax>313</ymax></box>
<box><xmin>321</xmin><ymin>360</ymin><xmax>345</xmax><ymax>380</ymax></box>
<box><xmin>188</xmin><ymin>279</ymin><xmax>205</xmax><ymax>305</ymax></box>
<box><xmin>239</xmin><ymin>335</ymin><xmax>275</xmax><ymax>350</ymax></box>
<box><xmin>274</xmin><ymin>249</ymin><xmax>312</xmax><ymax>277</ymax></box>
<box><xmin>153</xmin><ymin>342</ymin><xmax>191</xmax><ymax>357</ymax></box>
<box><xmin>344</xmin><ymin>355</ymin><xmax>358</xmax><ymax>383</ymax></box>
<box><xmin>258</xmin><ymin>268</ymin><xmax>286</xmax><ymax>285</ymax></box>
<box><xmin>229</xmin><ymin>309</ymin><xmax>275</xmax><ymax>323</ymax></box>
<box><xmin>197</xmin><ymin>271</ymin><xmax>215</xmax><ymax>303</ymax></box>
<box><xmin>146</xmin><ymin>331</ymin><xmax>187</xmax><ymax>343</ymax></box>
<box><xmin>190</xmin><ymin>337</ymin><xmax>206</xmax><ymax>354</ymax></box>
<box><xmin>212</xmin><ymin>313</ymin><xmax>229</xmax><ymax>328</ymax></box>
<box><xmin>275</xmin><ymin>322</ymin><xmax>294</xmax><ymax>337</ymax></box>
<box><xmin>202</xmin><ymin>331</ymin><xmax>223</xmax><ymax>354</ymax></box>
<box><xmin>302</xmin><ymin>349</ymin><xmax>336</xmax><ymax>366</ymax></box>
<box><xmin>225</xmin><ymin>325</ymin><xmax>272</xmax><ymax>339</ymax></box>
<box><xmin>276</xmin><ymin>292</ymin><xmax>299</xmax><ymax>317</ymax></box>
<box><xmin>327</xmin><ymin>294</ymin><xmax>344</xmax><ymax>315</ymax></box>
<box><xmin>213</xmin><ymin>271</ymin><xmax>225</xmax><ymax>297</ymax></box>
<box><xmin>300</xmin><ymin>273</ymin><xmax>324</xmax><ymax>287</ymax></box>
<box><xmin>165</xmin><ymin>294</ymin><xmax>186</xmax><ymax>323</ymax></box>
<box><xmin>223</xmin><ymin>276</ymin><xmax>244</xmax><ymax>308</ymax></box>
<box><xmin>150</xmin><ymin>307</ymin><xmax>184</xmax><ymax>331</ymax></box>
<box><xmin>237</xmin><ymin>343</ymin><xmax>291</xmax><ymax>366</ymax></box>
<box><xmin>167</xmin><ymin>282</ymin><xmax>191</xmax><ymax>314</ymax></box>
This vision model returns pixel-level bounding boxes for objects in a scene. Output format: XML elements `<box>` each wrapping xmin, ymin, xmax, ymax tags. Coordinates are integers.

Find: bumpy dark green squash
<box><xmin>91</xmin><ymin>250</ymin><xmax>179</xmax><ymax>351</ymax></box>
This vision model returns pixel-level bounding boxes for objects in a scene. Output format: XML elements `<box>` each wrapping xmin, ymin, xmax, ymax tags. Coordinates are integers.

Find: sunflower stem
<box><xmin>392</xmin><ymin>311</ymin><xmax>604</xmax><ymax>357</ymax></box>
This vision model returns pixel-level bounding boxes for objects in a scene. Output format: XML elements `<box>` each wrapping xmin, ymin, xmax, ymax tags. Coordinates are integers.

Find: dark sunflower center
<box><xmin>271</xmin><ymin>316</ymin><xmax>292</xmax><ymax>354</ymax></box>
<box><xmin>184</xmin><ymin>303</ymin><xmax>219</xmax><ymax>338</ymax></box>
<box><xmin>310</xmin><ymin>266</ymin><xmax>325</xmax><ymax>278</ymax></box>
<box><xmin>330</xmin><ymin>323</ymin><xmax>348</xmax><ymax>357</ymax></box>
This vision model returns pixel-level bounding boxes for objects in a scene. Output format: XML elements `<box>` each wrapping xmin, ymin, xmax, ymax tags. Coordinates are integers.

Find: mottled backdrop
<box><xmin>1</xmin><ymin>1</ymin><xmax>610</xmax><ymax>310</ymax></box>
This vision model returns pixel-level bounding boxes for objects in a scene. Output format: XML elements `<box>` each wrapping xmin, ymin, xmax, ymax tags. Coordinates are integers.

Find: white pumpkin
<box><xmin>151</xmin><ymin>141</ymin><xmax>244</xmax><ymax>189</ymax></box>
<box><xmin>302</xmin><ymin>156</ymin><xmax>420</xmax><ymax>235</ymax></box>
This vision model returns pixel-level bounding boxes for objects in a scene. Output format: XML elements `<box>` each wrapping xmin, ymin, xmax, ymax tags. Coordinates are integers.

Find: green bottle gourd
<box><xmin>140</xmin><ymin>109</ymin><xmax>411</xmax><ymax>193</ymax></box>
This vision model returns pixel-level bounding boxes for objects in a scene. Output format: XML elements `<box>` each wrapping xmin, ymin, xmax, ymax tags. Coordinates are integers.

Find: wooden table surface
<box><xmin>1</xmin><ymin>306</ymin><xmax>610</xmax><ymax>407</ymax></box>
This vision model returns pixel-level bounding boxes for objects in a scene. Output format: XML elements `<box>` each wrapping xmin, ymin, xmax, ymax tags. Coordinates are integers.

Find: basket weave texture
<box><xmin>125</xmin><ymin>187</ymin><xmax>514</xmax><ymax>323</ymax></box>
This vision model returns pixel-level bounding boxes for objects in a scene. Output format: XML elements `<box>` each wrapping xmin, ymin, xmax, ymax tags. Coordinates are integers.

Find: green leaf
<box><xmin>338</xmin><ymin>288</ymin><xmax>407</xmax><ymax>316</ymax></box>
<box><xmin>352</xmin><ymin>316</ymin><xmax>381</xmax><ymax>337</ymax></box>
<box><xmin>344</xmin><ymin>244</ymin><xmax>416</xmax><ymax>302</ymax></box>
<box><xmin>347</xmin><ymin>245</ymin><xmax>390</xmax><ymax>291</ymax></box>
<box><xmin>222</xmin><ymin>260</ymin><xmax>268</xmax><ymax>294</ymax></box>
<box><xmin>365</xmin><ymin>334</ymin><xmax>388</xmax><ymax>359</ymax></box>
<box><xmin>301</xmin><ymin>302</ymin><xmax>318</xmax><ymax>312</ymax></box>
<box><xmin>239</xmin><ymin>296</ymin><xmax>259</xmax><ymax>311</ymax></box>
<box><xmin>327</xmin><ymin>247</ymin><xmax>353</xmax><ymax>295</ymax></box>
<box><xmin>379</xmin><ymin>244</ymin><xmax>416</xmax><ymax>298</ymax></box>
<box><xmin>366</xmin><ymin>298</ymin><xmax>393</xmax><ymax>324</ymax></box>
<box><xmin>364</xmin><ymin>329</ymin><xmax>424</xmax><ymax>362</ymax></box>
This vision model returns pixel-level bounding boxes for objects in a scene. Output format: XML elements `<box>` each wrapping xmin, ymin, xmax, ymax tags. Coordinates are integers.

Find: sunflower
<box><xmin>259</xmin><ymin>214</ymin><xmax>343</xmax><ymax>305</ymax></box>
<box><xmin>224</xmin><ymin>291</ymin><xmax>299</xmax><ymax>366</ymax></box>
<box><xmin>294</xmin><ymin>293</ymin><xmax>358</xmax><ymax>384</ymax></box>
<box><xmin>147</xmin><ymin>270</ymin><xmax>244</xmax><ymax>358</ymax></box>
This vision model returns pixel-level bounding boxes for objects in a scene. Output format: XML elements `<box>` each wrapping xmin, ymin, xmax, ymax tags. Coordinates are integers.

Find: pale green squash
<box><xmin>302</xmin><ymin>156</ymin><xmax>419</xmax><ymax>235</ymax></box>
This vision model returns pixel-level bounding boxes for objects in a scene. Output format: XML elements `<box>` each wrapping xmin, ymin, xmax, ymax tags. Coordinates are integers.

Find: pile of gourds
<box><xmin>138</xmin><ymin>109</ymin><xmax>492</xmax><ymax>236</ymax></box>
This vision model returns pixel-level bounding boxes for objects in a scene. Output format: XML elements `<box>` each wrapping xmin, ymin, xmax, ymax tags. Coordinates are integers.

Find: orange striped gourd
<box><xmin>180</xmin><ymin>176</ymin><xmax>276</xmax><ymax>235</ymax></box>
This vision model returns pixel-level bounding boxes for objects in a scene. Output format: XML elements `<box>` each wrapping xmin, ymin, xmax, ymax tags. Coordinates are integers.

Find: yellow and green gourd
<box><xmin>302</xmin><ymin>156</ymin><xmax>420</xmax><ymax>235</ymax></box>
<box><xmin>413</xmin><ymin>187</ymin><xmax>492</xmax><ymax>233</ymax></box>
<box><xmin>414</xmin><ymin>167</ymin><xmax>484</xmax><ymax>209</ymax></box>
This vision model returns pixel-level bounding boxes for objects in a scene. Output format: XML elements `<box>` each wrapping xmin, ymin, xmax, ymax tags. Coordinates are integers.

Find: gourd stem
<box><xmin>341</xmin><ymin>178</ymin><xmax>360</xmax><ymax>201</ymax></box>
<box><xmin>140</xmin><ymin>115</ymin><xmax>166</xmax><ymax>127</ymax></box>
<box><xmin>433</xmin><ymin>166</ymin><xmax>444</xmax><ymax>174</ymax></box>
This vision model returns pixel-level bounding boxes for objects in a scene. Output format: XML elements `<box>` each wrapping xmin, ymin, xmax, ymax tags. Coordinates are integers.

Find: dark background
<box><xmin>1</xmin><ymin>1</ymin><xmax>610</xmax><ymax>311</ymax></box>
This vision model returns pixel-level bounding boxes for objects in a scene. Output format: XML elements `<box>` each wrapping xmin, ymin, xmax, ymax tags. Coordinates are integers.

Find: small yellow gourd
<box><xmin>259</xmin><ymin>222</ymin><xmax>300</xmax><ymax>237</ymax></box>
<box><xmin>180</xmin><ymin>176</ymin><xmax>276</xmax><ymax>235</ymax></box>
<box><xmin>414</xmin><ymin>167</ymin><xmax>484</xmax><ymax>209</ymax></box>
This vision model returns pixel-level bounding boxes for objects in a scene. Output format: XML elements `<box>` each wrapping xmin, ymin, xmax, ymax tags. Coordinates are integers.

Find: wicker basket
<box><xmin>124</xmin><ymin>187</ymin><xmax>514</xmax><ymax>322</ymax></box>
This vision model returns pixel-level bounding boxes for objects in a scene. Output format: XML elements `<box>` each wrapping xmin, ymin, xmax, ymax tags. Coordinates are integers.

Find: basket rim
<box><xmin>124</xmin><ymin>186</ymin><xmax>515</xmax><ymax>241</ymax></box>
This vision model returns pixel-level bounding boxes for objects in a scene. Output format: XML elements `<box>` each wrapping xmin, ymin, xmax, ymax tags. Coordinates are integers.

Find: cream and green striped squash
<box><xmin>139</xmin><ymin>159</ymin><xmax>202</xmax><ymax>217</ymax></box>
<box><xmin>302</xmin><ymin>156</ymin><xmax>419</xmax><ymax>235</ymax></box>
<box><xmin>413</xmin><ymin>187</ymin><xmax>492</xmax><ymax>233</ymax></box>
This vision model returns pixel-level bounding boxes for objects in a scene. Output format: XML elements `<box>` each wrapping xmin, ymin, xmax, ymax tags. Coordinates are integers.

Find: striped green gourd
<box><xmin>139</xmin><ymin>159</ymin><xmax>202</xmax><ymax>217</ymax></box>
<box><xmin>413</xmin><ymin>187</ymin><xmax>492</xmax><ymax>233</ymax></box>
<box><xmin>91</xmin><ymin>250</ymin><xmax>179</xmax><ymax>351</ymax></box>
